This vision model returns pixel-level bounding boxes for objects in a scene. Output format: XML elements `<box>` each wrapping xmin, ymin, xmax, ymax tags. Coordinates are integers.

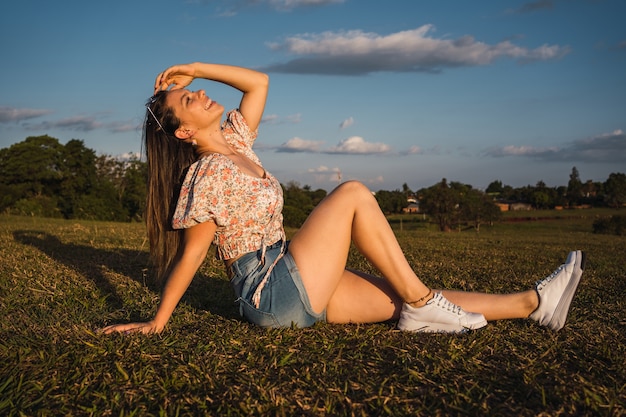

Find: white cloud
<box><xmin>276</xmin><ymin>135</ymin><xmax>391</xmax><ymax>155</ymax></box>
<box><xmin>198</xmin><ymin>0</ymin><xmax>344</xmax><ymax>16</ymax></box>
<box><xmin>0</xmin><ymin>106</ymin><xmax>52</xmax><ymax>123</ymax></box>
<box><xmin>24</xmin><ymin>115</ymin><xmax>104</xmax><ymax>132</ymax></box>
<box><xmin>262</xmin><ymin>114</ymin><xmax>279</xmax><ymax>123</ymax></box>
<box><xmin>263</xmin><ymin>25</ymin><xmax>570</xmax><ymax>75</ymax></box>
<box><xmin>367</xmin><ymin>175</ymin><xmax>385</xmax><ymax>186</ymax></box>
<box><xmin>262</xmin><ymin>113</ymin><xmax>301</xmax><ymax>124</ymax></box>
<box><xmin>285</xmin><ymin>113</ymin><xmax>302</xmax><ymax>123</ymax></box>
<box><xmin>485</xmin><ymin>129</ymin><xmax>626</xmax><ymax>163</ymax></box>
<box><xmin>109</xmin><ymin>121</ymin><xmax>139</xmax><ymax>133</ymax></box>
<box><xmin>325</xmin><ymin>136</ymin><xmax>390</xmax><ymax>154</ymax></box>
<box><xmin>0</xmin><ymin>105</ymin><xmax>133</xmax><ymax>135</ymax></box>
<box><xmin>308</xmin><ymin>165</ymin><xmax>340</xmax><ymax>173</ymax></box>
<box><xmin>339</xmin><ymin>117</ymin><xmax>354</xmax><ymax>129</ymax></box>
<box><xmin>307</xmin><ymin>165</ymin><xmax>342</xmax><ymax>183</ymax></box>
<box><xmin>489</xmin><ymin>145</ymin><xmax>559</xmax><ymax>157</ymax></box>
<box><xmin>268</xmin><ymin>0</ymin><xmax>345</xmax><ymax>10</ymax></box>
<box><xmin>277</xmin><ymin>137</ymin><xmax>324</xmax><ymax>152</ymax></box>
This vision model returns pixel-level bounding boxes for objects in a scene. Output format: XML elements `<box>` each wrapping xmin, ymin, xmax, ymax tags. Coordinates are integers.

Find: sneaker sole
<box><xmin>399</xmin><ymin>318</ymin><xmax>488</xmax><ymax>333</ymax></box>
<box><xmin>548</xmin><ymin>250</ymin><xmax>586</xmax><ymax>331</ymax></box>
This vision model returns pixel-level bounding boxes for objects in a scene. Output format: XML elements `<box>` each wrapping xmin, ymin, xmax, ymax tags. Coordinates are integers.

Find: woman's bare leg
<box><xmin>288</xmin><ymin>181</ymin><xmax>430</xmax><ymax>315</ymax></box>
<box><xmin>326</xmin><ymin>270</ymin><xmax>539</xmax><ymax>323</ymax></box>
<box><xmin>324</xmin><ymin>274</ymin><xmax>539</xmax><ymax>323</ymax></box>
<box><xmin>289</xmin><ymin>181</ymin><xmax>540</xmax><ymax>324</ymax></box>
<box><xmin>325</xmin><ymin>269</ymin><xmax>403</xmax><ymax>324</ymax></box>
<box><xmin>440</xmin><ymin>290</ymin><xmax>538</xmax><ymax>321</ymax></box>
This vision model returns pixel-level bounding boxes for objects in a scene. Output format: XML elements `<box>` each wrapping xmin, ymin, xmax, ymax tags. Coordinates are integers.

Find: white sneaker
<box><xmin>529</xmin><ymin>250</ymin><xmax>585</xmax><ymax>331</ymax></box>
<box><xmin>397</xmin><ymin>292</ymin><xmax>487</xmax><ymax>333</ymax></box>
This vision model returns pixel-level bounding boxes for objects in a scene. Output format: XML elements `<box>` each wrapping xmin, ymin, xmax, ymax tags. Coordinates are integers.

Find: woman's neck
<box><xmin>193</xmin><ymin>125</ymin><xmax>236</xmax><ymax>157</ymax></box>
<box><xmin>195</xmin><ymin>134</ymin><xmax>237</xmax><ymax>158</ymax></box>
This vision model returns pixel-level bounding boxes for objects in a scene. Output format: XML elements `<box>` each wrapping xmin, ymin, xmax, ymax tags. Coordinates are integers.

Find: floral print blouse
<box><xmin>171</xmin><ymin>110</ymin><xmax>284</xmax><ymax>260</ymax></box>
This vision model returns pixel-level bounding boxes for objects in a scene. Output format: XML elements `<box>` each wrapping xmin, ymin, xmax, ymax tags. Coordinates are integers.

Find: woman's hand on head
<box><xmin>154</xmin><ymin>63</ymin><xmax>197</xmax><ymax>94</ymax></box>
<box><xmin>101</xmin><ymin>320</ymin><xmax>164</xmax><ymax>335</ymax></box>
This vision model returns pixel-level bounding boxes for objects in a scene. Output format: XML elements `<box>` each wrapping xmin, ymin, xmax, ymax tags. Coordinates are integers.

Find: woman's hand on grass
<box><xmin>101</xmin><ymin>320</ymin><xmax>163</xmax><ymax>335</ymax></box>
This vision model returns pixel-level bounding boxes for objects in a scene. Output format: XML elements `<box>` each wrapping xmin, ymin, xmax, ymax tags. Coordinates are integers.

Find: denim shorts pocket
<box><xmin>236</xmin><ymin>297</ymin><xmax>280</xmax><ymax>328</ymax></box>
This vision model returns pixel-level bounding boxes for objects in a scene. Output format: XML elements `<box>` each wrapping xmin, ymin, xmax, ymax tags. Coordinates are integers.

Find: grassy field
<box><xmin>1</xmin><ymin>212</ymin><xmax>624</xmax><ymax>416</ymax></box>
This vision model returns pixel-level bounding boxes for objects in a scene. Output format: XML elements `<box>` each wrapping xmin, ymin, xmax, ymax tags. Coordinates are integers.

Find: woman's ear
<box><xmin>175</xmin><ymin>126</ymin><xmax>194</xmax><ymax>140</ymax></box>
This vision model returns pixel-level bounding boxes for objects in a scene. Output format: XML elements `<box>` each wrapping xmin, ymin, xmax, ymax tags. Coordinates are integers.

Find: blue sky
<box><xmin>1</xmin><ymin>0</ymin><xmax>624</xmax><ymax>192</ymax></box>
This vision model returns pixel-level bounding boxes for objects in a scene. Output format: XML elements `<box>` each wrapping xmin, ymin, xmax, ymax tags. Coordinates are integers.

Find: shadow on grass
<box><xmin>12</xmin><ymin>230</ymin><xmax>238</xmax><ymax>319</ymax></box>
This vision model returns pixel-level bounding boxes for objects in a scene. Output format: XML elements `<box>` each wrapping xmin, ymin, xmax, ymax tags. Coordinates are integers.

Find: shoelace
<box><xmin>535</xmin><ymin>264</ymin><xmax>565</xmax><ymax>291</ymax></box>
<box><xmin>432</xmin><ymin>293</ymin><xmax>463</xmax><ymax>315</ymax></box>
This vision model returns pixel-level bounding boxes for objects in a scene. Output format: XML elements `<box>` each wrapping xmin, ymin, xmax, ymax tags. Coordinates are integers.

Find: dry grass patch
<box><xmin>1</xmin><ymin>214</ymin><xmax>624</xmax><ymax>416</ymax></box>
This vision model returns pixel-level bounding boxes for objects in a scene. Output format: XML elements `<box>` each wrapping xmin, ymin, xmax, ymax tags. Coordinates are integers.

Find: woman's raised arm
<box><xmin>155</xmin><ymin>62</ymin><xmax>269</xmax><ymax>131</ymax></box>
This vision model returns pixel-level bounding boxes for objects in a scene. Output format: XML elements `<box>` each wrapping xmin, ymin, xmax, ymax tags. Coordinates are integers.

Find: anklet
<box><xmin>406</xmin><ymin>289</ymin><xmax>432</xmax><ymax>305</ymax></box>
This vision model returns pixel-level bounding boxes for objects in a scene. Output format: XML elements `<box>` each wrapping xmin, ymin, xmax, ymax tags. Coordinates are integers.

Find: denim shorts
<box><xmin>229</xmin><ymin>240</ymin><xmax>326</xmax><ymax>328</ymax></box>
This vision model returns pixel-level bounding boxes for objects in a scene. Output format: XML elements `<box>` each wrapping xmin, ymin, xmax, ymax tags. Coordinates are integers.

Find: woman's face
<box><xmin>165</xmin><ymin>89</ymin><xmax>224</xmax><ymax>132</ymax></box>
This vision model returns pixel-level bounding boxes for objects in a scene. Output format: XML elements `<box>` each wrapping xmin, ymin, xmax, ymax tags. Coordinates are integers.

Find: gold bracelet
<box><xmin>406</xmin><ymin>289</ymin><xmax>432</xmax><ymax>305</ymax></box>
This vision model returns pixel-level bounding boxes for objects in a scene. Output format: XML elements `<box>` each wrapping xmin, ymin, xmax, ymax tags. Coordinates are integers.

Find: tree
<box><xmin>567</xmin><ymin>166</ymin><xmax>583</xmax><ymax>206</ymax></box>
<box><xmin>554</xmin><ymin>185</ymin><xmax>568</xmax><ymax>207</ymax></box>
<box><xmin>0</xmin><ymin>135</ymin><xmax>65</xmax><ymax>215</ymax></box>
<box><xmin>0</xmin><ymin>135</ymin><xmax>64</xmax><ymax>195</ymax></box>
<box><xmin>402</xmin><ymin>183</ymin><xmax>412</xmax><ymax>198</ymax></box>
<box><xmin>486</xmin><ymin>180</ymin><xmax>504</xmax><ymax>195</ymax></box>
<box><xmin>58</xmin><ymin>139</ymin><xmax>99</xmax><ymax>218</ymax></box>
<box><xmin>282</xmin><ymin>181</ymin><xmax>327</xmax><ymax>228</ymax></box>
<box><xmin>604</xmin><ymin>172</ymin><xmax>626</xmax><ymax>209</ymax></box>
<box><xmin>0</xmin><ymin>136</ymin><xmax>148</xmax><ymax>221</ymax></box>
<box><xmin>375</xmin><ymin>189</ymin><xmax>407</xmax><ymax>214</ymax></box>
<box><xmin>459</xmin><ymin>188</ymin><xmax>502</xmax><ymax>231</ymax></box>
<box><xmin>95</xmin><ymin>154</ymin><xmax>147</xmax><ymax>221</ymax></box>
<box><xmin>121</xmin><ymin>157</ymin><xmax>148</xmax><ymax>221</ymax></box>
<box><xmin>529</xmin><ymin>180</ymin><xmax>555</xmax><ymax>209</ymax></box>
<box><xmin>419</xmin><ymin>179</ymin><xmax>459</xmax><ymax>232</ymax></box>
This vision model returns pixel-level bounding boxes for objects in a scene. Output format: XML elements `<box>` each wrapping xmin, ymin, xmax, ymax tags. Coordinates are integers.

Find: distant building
<box><xmin>495</xmin><ymin>201</ymin><xmax>533</xmax><ymax>212</ymax></box>
<box><xmin>496</xmin><ymin>203</ymin><xmax>509</xmax><ymax>212</ymax></box>
<box><xmin>509</xmin><ymin>203</ymin><xmax>533</xmax><ymax>211</ymax></box>
<box><xmin>403</xmin><ymin>202</ymin><xmax>420</xmax><ymax>213</ymax></box>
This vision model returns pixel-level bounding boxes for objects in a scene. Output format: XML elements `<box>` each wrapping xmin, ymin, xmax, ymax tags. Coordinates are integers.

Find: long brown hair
<box><xmin>144</xmin><ymin>91</ymin><xmax>196</xmax><ymax>285</ymax></box>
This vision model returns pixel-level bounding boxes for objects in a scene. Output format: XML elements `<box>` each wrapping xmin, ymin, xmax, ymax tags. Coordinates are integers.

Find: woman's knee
<box><xmin>313</xmin><ymin>181</ymin><xmax>375</xmax><ymax>216</ymax></box>
<box><xmin>333</xmin><ymin>180</ymin><xmax>372</xmax><ymax>200</ymax></box>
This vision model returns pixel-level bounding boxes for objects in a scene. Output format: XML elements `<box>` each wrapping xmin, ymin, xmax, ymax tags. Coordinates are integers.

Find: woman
<box><xmin>103</xmin><ymin>62</ymin><xmax>585</xmax><ymax>335</ymax></box>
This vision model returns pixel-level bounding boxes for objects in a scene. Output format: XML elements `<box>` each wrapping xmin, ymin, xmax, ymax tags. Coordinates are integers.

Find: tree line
<box><xmin>484</xmin><ymin>166</ymin><xmax>626</xmax><ymax>210</ymax></box>
<box><xmin>0</xmin><ymin>135</ymin><xmax>146</xmax><ymax>221</ymax></box>
<box><xmin>1</xmin><ymin>136</ymin><xmax>624</xmax><ymax>230</ymax></box>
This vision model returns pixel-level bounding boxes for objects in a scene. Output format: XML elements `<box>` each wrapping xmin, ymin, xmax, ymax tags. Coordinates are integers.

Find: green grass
<box><xmin>1</xmin><ymin>213</ymin><xmax>624</xmax><ymax>416</ymax></box>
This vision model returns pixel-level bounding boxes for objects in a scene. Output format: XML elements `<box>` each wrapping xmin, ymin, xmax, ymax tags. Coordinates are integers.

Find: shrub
<box><xmin>282</xmin><ymin>205</ymin><xmax>308</xmax><ymax>228</ymax></box>
<box><xmin>592</xmin><ymin>215</ymin><xmax>626</xmax><ymax>236</ymax></box>
<box><xmin>11</xmin><ymin>196</ymin><xmax>62</xmax><ymax>218</ymax></box>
